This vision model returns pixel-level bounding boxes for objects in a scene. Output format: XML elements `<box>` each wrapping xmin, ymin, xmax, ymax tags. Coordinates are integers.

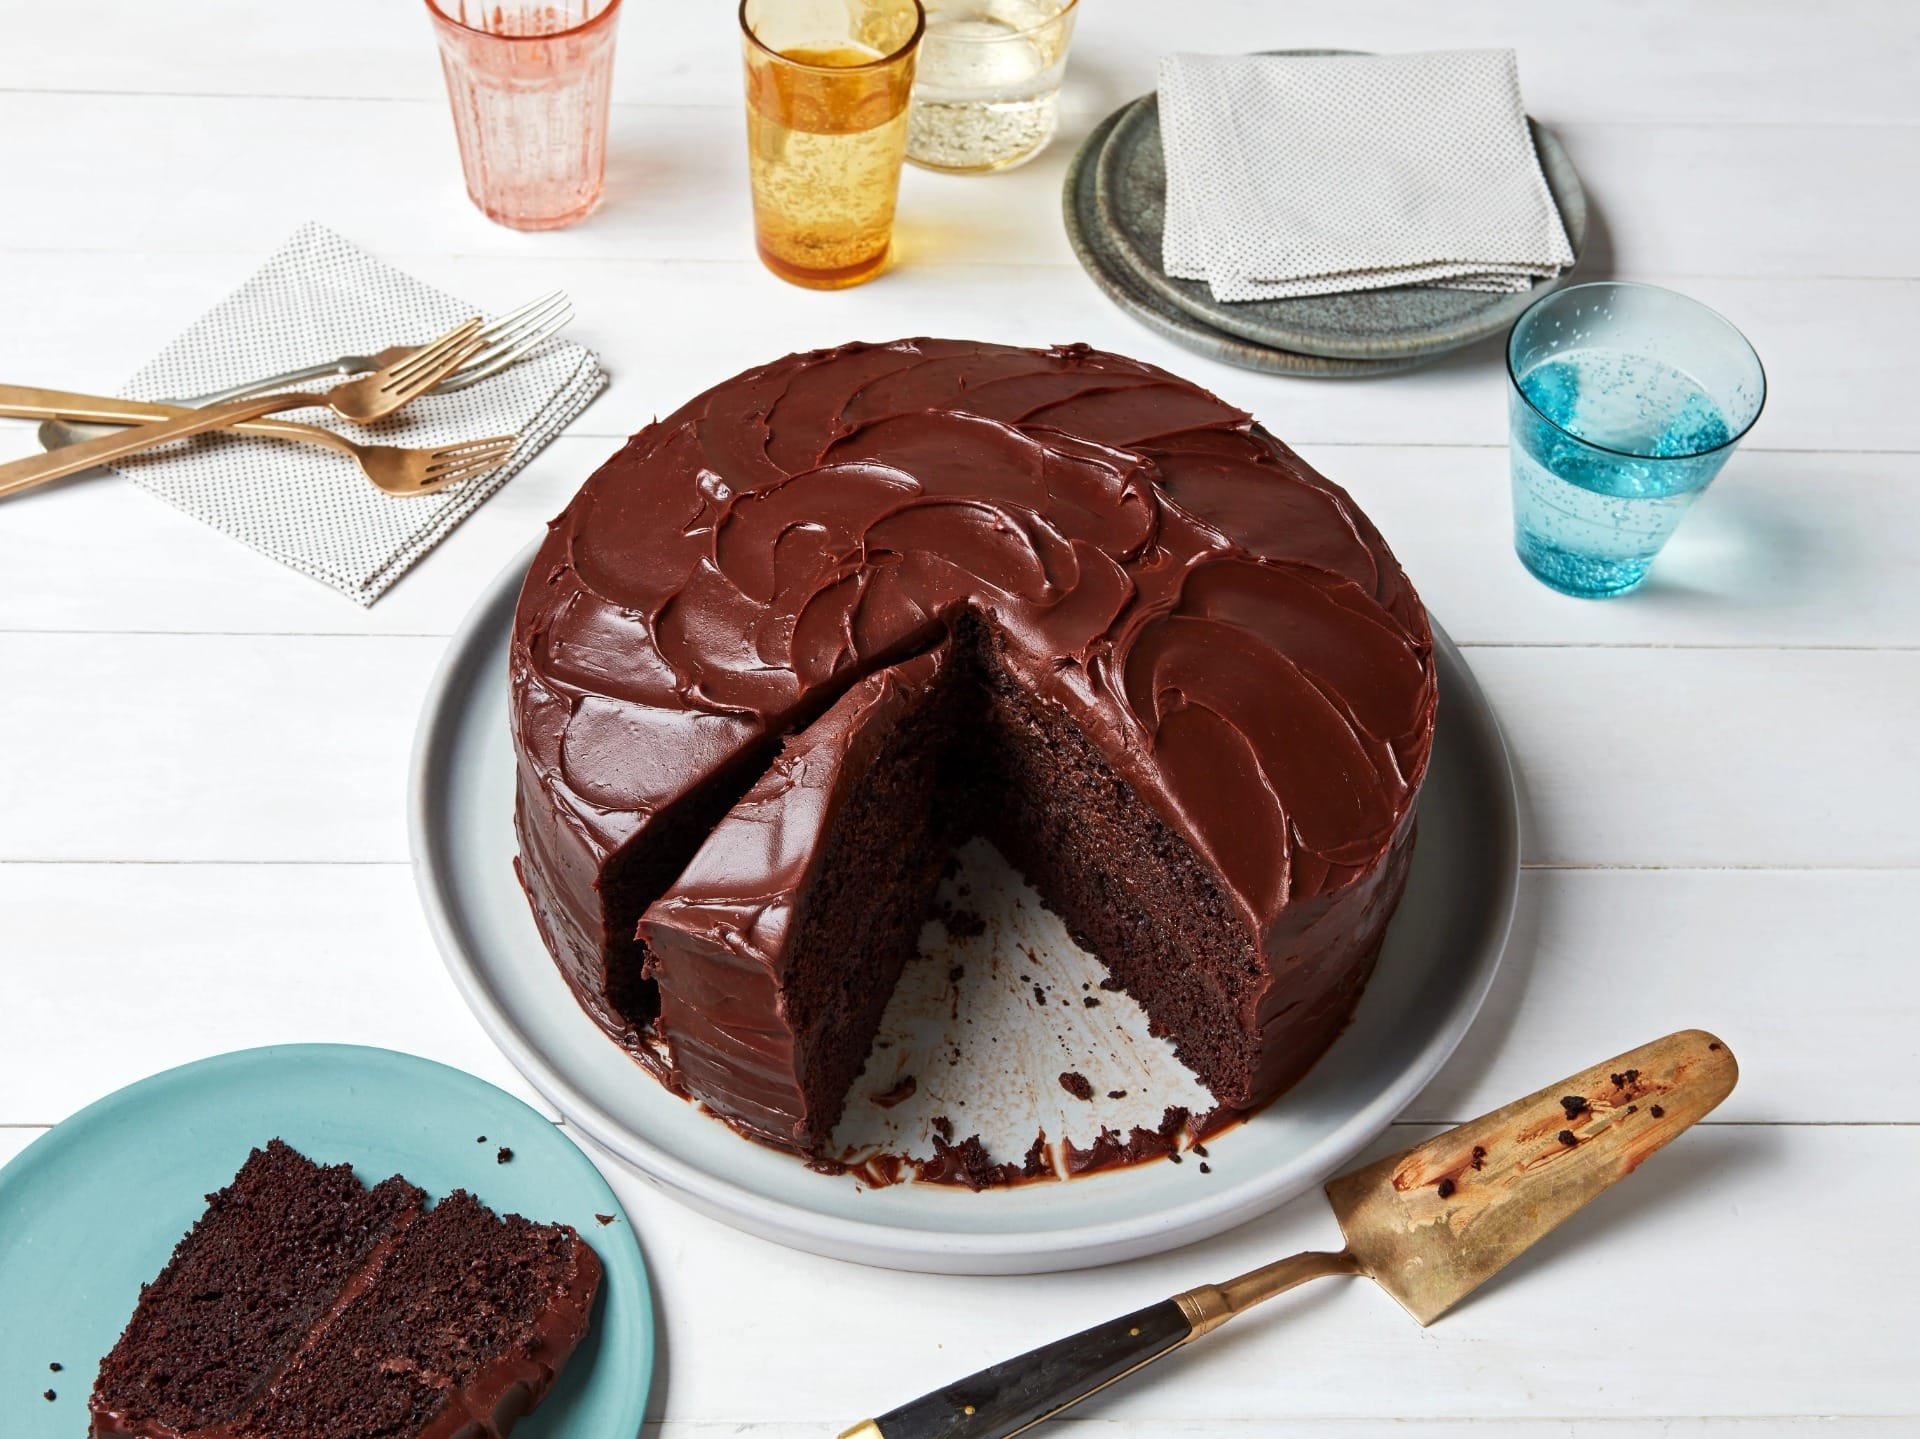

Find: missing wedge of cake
<box><xmin>89</xmin><ymin>1140</ymin><xmax>600</xmax><ymax>1439</ymax></box>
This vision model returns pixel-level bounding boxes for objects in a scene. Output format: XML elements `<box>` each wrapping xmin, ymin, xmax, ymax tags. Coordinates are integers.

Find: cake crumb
<box><xmin>1708</xmin><ymin>1041</ymin><xmax>1722</xmax><ymax>1051</ymax></box>
<box><xmin>1610</xmin><ymin>1073</ymin><xmax>1624</xmax><ymax>1088</ymax></box>
<box><xmin>939</xmin><ymin>907</ymin><xmax>986</xmax><ymax>939</ymax></box>
<box><xmin>496</xmin><ymin>1146</ymin><xmax>514</xmax><ymax>1164</ymax></box>
<box><xmin>1169</xmin><ymin>1152</ymin><xmax>1183</xmax><ymax>1164</ymax></box>
<box><xmin>1559</xmin><ymin>1095</ymin><xmax>1589</xmax><ymax>1120</ymax></box>
<box><xmin>44</xmin><ymin>1390</ymin><xmax>56</xmax><ymax>1402</ymax></box>
<box><xmin>1436</xmin><ymin>1177</ymin><xmax>1456</xmax><ymax>1199</ymax></box>
<box><xmin>1083</xmin><ymin>996</ymin><xmax>1100</xmax><ymax>1008</ymax></box>
<box><xmin>1624</xmin><ymin>1068</ymin><xmax>1640</xmax><ymax>1084</ymax></box>
<box><xmin>476</xmin><ymin>1135</ymin><xmax>486</xmax><ymax>1143</ymax></box>
<box><xmin>1106</xmin><ymin>1089</ymin><xmax>1127</xmax><ymax>1099</ymax></box>
<box><xmin>1098</xmin><ymin>976</ymin><xmax>1125</xmax><ymax>992</ymax></box>
<box><xmin>1627</xmin><ymin>1104</ymin><xmax>1638</xmax><ymax>1114</ymax></box>
<box><xmin>1470</xmin><ymin>1144</ymin><xmax>1487</xmax><ymax>1170</ymax></box>
<box><xmin>1650</xmin><ymin>1104</ymin><xmax>1666</xmax><ymax>1119</ymax></box>
<box><xmin>873</xmin><ymin>1075</ymin><xmax>917</xmax><ymax>1109</ymax></box>
<box><xmin>1032</xmin><ymin>984</ymin><xmax>1048</xmax><ymax>1006</ymax></box>
<box><xmin>594</xmin><ymin>1213</ymin><xmax>616</xmax><ymax>1226</ymax></box>
<box><xmin>48</xmin><ymin>1363</ymin><xmax>61</xmax><ymax>1373</ymax></box>
<box><xmin>931</xmin><ymin>1115</ymin><xmax>955</xmax><ymax>1142</ymax></box>
<box><xmin>1198</xmin><ymin>1162</ymin><xmax>1212</xmax><ymax>1174</ymax></box>
<box><xmin>1557</xmin><ymin>1130</ymin><xmax>1577</xmax><ymax>1147</ymax></box>
<box><xmin>1059</xmin><ymin>1071</ymin><xmax>1094</xmax><ymax>1101</ymax></box>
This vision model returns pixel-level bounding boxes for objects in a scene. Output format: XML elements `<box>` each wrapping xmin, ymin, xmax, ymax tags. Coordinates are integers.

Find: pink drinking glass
<box><xmin>425</xmin><ymin>0</ymin><xmax>623</xmax><ymax>231</ymax></box>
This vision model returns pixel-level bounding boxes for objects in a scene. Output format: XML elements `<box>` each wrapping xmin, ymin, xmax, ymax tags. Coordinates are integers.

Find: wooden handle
<box><xmin>847</xmin><ymin>1298</ymin><xmax>1192</xmax><ymax>1439</ymax></box>
<box><xmin>0</xmin><ymin>390</ymin><xmax>309</xmax><ymax>499</ymax></box>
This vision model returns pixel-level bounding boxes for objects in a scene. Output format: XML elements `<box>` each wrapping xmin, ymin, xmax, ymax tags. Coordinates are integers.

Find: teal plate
<box><xmin>0</xmin><ymin>1045</ymin><xmax>652</xmax><ymax>1439</ymax></box>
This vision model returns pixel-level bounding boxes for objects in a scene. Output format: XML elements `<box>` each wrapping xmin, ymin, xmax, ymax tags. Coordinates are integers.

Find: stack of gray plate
<box><xmin>1062</xmin><ymin>53</ymin><xmax>1589</xmax><ymax>378</ymax></box>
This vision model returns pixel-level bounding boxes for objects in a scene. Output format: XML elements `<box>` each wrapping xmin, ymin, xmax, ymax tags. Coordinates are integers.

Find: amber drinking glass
<box><xmin>740</xmin><ymin>0</ymin><xmax>925</xmax><ymax>289</ymax></box>
<box><xmin>426</xmin><ymin>0</ymin><xmax>622</xmax><ymax>232</ymax></box>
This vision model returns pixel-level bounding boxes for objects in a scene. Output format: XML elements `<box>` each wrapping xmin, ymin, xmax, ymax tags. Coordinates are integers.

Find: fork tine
<box><xmin>382</xmin><ymin>321</ymin><xmax>486</xmax><ymax>396</ymax></box>
<box><xmin>440</xmin><ymin>297</ymin><xmax>573</xmax><ymax>393</ymax></box>
<box><xmin>472</xmin><ymin>290</ymin><xmax>567</xmax><ymax>343</ymax></box>
<box><xmin>424</xmin><ymin>436</ymin><xmax>518</xmax><ymax>475</ymax></box>
<box><xmin>418</xmin><ymin>445</ymin><xmax>515</xmax><ymax>491</ymax></box>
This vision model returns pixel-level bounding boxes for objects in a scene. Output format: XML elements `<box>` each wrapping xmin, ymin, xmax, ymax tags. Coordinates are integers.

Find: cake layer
<box><xmin>641</xmin><ymin>644</ymin><xmax>962</xmax><ymax>1150</ymax></box>
<box><xmin>511</xmin><ymin>338</ymin><xmax>1436</xmax><ymax>1125</ymax></box>
<box><xmin>90</xmin><ymin>1144</ymin><xmax>600</xmax><ymax>1439</ymax></box>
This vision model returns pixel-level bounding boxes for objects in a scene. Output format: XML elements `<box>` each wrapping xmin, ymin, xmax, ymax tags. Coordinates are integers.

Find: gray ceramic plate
<box><xmin>1090</xmin><ymin>53</ymin><xmax>1588</xmax><ymax>363</ymax></box>
<box><xmin>410</xmin><ymin>545</ymin><xmax>1520</xmax><ymax>1275</ymax></box>
<box><xmin>1064</xmin><ymin>109</ymin><xmax>1410</xmax><ymax>378</ymax></box>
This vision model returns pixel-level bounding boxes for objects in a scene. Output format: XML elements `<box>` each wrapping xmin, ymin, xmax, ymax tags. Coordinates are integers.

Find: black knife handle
<box><xmin>856</xmin><ymin>1297</ymin><xmax>1193</xmax><ymax>1439</ymax></box>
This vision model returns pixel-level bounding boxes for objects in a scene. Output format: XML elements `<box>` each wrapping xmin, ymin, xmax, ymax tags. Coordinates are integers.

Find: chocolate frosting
<box><xmin>511</xmin><ymin>338</ymin><xmax>1436</xmax><ymax>1117</ymax></box>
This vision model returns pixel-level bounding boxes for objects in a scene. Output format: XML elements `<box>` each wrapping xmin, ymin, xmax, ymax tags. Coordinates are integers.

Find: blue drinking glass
<box><xmin>1506</xmin><ymin>281</ymin><xmax>1765</xmax><ymax>598</ymax></box>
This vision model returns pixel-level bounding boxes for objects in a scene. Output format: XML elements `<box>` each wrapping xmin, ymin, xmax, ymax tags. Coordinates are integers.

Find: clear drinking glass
<box><xmin>740</xmin><ymin>0</ymin><xmax>925</xmax><ymax>290</ymax></box>
<box><xmin>425</xmin><ymin>0</ymin><xmax>622</xmax><ymax>231</ymax></box>
<box><xmin>1507</xmin><ymin>282</ymin><xmax>1766</xmax><ymax>598</ymax></box>
<box><xmin>907</xmin><ymin>0</ymin><xmax>1077</xmax><ymax>173</ymax></box>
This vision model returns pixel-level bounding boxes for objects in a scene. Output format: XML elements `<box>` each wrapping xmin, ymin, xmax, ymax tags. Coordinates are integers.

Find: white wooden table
<box><xmin>3</xmin><ymin>2</ymin><xmax>1915</xmax><ymax>1433</ymax></box>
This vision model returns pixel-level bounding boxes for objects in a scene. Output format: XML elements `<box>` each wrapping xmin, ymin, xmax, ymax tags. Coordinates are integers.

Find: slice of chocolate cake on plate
<box><xmin>90</xmin><ymin>1139</ymin><xmax>600</xmax><ymax>1439</ymax></box>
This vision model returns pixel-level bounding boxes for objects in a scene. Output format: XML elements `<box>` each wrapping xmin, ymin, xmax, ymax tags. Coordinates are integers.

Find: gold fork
<box><xmin>0</xmin><ymin>318</ymin><xmax>488</xmax><ymax>501</ymax></box>
<box><xmin>0</xmin><ymin>387</ymin><xmax>517</xmax><ymax>497</ymax></box>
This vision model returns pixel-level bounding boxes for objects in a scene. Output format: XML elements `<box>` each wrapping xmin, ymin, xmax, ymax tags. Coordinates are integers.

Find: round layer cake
<box><xmin>510</xmin><ymin>338</ymin><xmax>1436</xmax><ymax>1157</ymax></box>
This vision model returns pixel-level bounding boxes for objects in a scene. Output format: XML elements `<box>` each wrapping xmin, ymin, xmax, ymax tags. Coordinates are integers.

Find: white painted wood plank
<box><xmin>1</xmin><ymin>865</ymin><xmax>1906</xmax><ymax>1128</ymax></box>
<box><xmin>4</xmin><ymin>0</ymin><xmax>1914</xmax><ymax>127</ymax></box>
<box><xmin>594</xmin><ymin>1122</ymin><xmax>1917</xmax><ymax>1421</ymax></box>
<box><xmin>1</xmin><ymin>92</ymin><xmax>1913</xmax><ymax>283</ymax></box>
<box><xmin>1409</xmin><ymin>869</ymin><xmax>1920</xmax><ymax>1126</ymax></box>
<box><xmin>0</xmin><ymin>1113</ymin><xmax>1910</xmax><ymax>1429</ymax></box>
<box><xmin>0</xmin><ymin>863</ymin><xmax>548</xmax><ymax>1124</ymax></box>
<box><xmin>0</xmin><ymin>246</ymin><xmax>1911</xmax><ymax>458</ymax></box>
<box><xmin>3</xmin><ymin>636</ymin><xmax>1909</xmax><ymax>867</ymax></box>
<box><xmin>1478</xmin><ymin>648</ymin><xmax>1920</xmax><ymax>869</ymax></box>
<box><xmin>4</xmin><ymin>440</ymin><xmax>1916</xmax><ymax>651</ymax></box>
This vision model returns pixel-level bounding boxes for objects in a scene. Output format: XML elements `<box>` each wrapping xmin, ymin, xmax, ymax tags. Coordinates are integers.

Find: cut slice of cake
<box><xmin>90</xmin><ymin>1141</ymin><xmax>601</xmax><ymax>1439</ymax></box>
<box><xmin>640</xmin><ymin>643</ymin><xmax>966</xmax><ymax>1153</ymax></box>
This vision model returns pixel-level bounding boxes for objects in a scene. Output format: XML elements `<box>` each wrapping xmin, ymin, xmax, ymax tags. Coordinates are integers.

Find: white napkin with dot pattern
<box><xmin>110</xmin><ymin>222</ymin><xmax>606</xmax><ymax>605</ymax></box>
<box><xmin>1159</xmin><ymin>50</ymin><xmax>1574</xmax><ymax>302</ymax></box>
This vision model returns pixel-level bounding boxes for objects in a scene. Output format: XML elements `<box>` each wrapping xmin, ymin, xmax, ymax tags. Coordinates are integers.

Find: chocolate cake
<box><xmin>90</xmin><ymin>1141</ymin><xmax>600</xmax><ymax>1439</ymax></box>
<box><xmin>510</xmin><ymin>338</ymin><xmax>1436</xmax><ymax>1155</ymax></box>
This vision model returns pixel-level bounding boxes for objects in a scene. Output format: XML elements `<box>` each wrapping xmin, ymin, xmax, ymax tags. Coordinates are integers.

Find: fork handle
<box><xmin>0</xmin><ymin>386</ymin><xmax>359</xmax><ymax>458</ymax></box>
<box><xmin>0</xmin><ymin>389</ymin><xmax>311</xmax><ymax>499</ymax></box>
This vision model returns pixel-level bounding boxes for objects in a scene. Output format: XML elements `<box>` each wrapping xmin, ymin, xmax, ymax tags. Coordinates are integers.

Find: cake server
<box><xmin>840</xmin><ymin>1027</ymin><xmax>1737</xmax><ymax>1439</ymax></box>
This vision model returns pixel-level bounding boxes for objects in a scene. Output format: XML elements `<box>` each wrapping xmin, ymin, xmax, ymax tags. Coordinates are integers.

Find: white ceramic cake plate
<box><xmin>410</xmin><ymin>544</ymin><xmax>1521</xmax><ymax>1275</ymax></box>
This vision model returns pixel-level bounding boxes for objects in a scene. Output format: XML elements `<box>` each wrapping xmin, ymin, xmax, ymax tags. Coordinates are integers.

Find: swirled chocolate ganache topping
<box><xmin>511</xmin><ymin>338</ymin><xmax>1436</xmax><ymax>1156</ymax></box>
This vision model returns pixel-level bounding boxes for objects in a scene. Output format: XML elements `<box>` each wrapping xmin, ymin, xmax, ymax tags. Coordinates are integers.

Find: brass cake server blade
<box><xmin>841</xmin><ymin>1028</ymin><xmax>1738</xmax><ymax>1439</ymax></box>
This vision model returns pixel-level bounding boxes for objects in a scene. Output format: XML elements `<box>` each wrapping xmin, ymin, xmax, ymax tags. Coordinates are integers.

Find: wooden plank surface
<box><xmin>1</xmin><ymin>0</ymin><xmax>1914</xmax><ymax>1432</ymax></box>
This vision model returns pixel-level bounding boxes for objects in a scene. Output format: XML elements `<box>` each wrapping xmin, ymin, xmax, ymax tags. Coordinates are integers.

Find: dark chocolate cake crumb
<box><xmin>495</xmin><ymin>1146</ymin><xmax>514</xmax><ymax>1164</ymax></box>
<box><xmin>1650</xmin><ymin>1104</ymin><xmax>1666</xmax><ymax>1119</ymax></box>
<box><xmin>1708</xmin><ymin>1041</ymin><xmax>1722</xmax><ymax>1051</ymax></box>
<box><xmin>476</xmin><ymin>1135</ymin><xmax>486</xmax><ymax>1143</ymax></box>
<box><xmin>1159</xmin><ymin>1105</ymin><xmax>1191</xmax><ymax>1139</ymax></box>
<box><xmin>1169</xmin><ymin>1152</ymin><xmax>1184</xmax><ymax>1164</ymax></box>
<box><xmin>1471</xmin><ymin>1144</ymin><xmax>1487</xmax><ymax>1170</ymax></box>
<box><xmin>931</xmin><ymin>1115</ymin><xmax>955</xmax><ymax>1142</ymax></box>
<box><xmin>1560</xmin><ymin>1095</ymin><xmax>1589</xmax><ymax>1120</ymax></box>
<box><xmin>1032</xmin><ymin>984</ymin><xmax>1048</xmax><ymax>1006</ymax></box>
<box><xmin>1557</xmin><ymin>1129</ymin><xmax>1578</xmax><ymax>1147</ymax></box>
<box><xmin>872</xmin><ymin>1075</ymin><xmax>918</xmax><ymax>1109</ymax></box>
<box><xmin>1198</xmin><ymin>1162</ymin><xmax>1212</xmax><ymax>1174</ymax></box>
<box><xmin>1106</xmin><ymin>1089</ymin><xmax>1127</xmax><ymax>1100</ymax></box>
<box><xmin>1098</xmin><ymin>976</ymin><xmax>1125</xmax><ymax>992</ymax></box>
<box><xmin>1083</xmin><ymin>996</ymin><xmax>1100</xmax><ymax>1007</ymax></box>
<box><xmin>1609</xmin><ymin>1073</ymin><xmax>1624</xmax><ymax>1088</ymax></box>
<box><xmin>1627</xmin><ymin>1104</ymin><xmax>1638</xmax><ymax>1114</ymax></box>
<box><xmin>1436</xmin><ymin>1177</ymin><xmax>1456</xmax><ymax>1199</ymax></box>
<box><xmin>1192</xmin><ymin>1143</ymin><xmax>1208</xmax><ymax>1158</ymax></box>
<box><xmin>1058</xmin><ymin>1071</ymin><xmax>1094</xmax><ymax>1101</ymax></box>
<box><xmin>48</xmin><ymin>1363</ymin><xmax>61</xmax><ymax>1372</ymax></box>
<box><xmin>938</xmin><ymin>907</ymin><xmax>986</xmax><ymax>939</ymax></box>
<box><xmin>595</xmin><ymin>1214</ymin><xmax>616</xmax><ymax>1226</ymax></box>
<box><xmin>44</xmin><ymin>1389</ymin><xmax>56</xmax><ymax>1402</ymax></box>
<box><xmin>1022</xmin><ymin>1133</ymin><xmax>1051</xmax><ymax>1178</ymax></box>
<box><xmin>1624</xmin><ymin>1068</ymin><xmax>1640</xmax><ymax>1084</ymax></box>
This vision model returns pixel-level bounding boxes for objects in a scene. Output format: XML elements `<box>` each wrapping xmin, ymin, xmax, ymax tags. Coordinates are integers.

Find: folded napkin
<box><xmin>111</xmin><ymin>221</ymin><xmax>605</xmax><ymax>605</ymax></box>
<box><xmin>1159</xmin><ymin>50</ymin><xmax>1574</xmax><ymax>303</ymax></box>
